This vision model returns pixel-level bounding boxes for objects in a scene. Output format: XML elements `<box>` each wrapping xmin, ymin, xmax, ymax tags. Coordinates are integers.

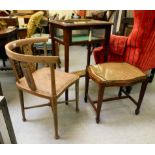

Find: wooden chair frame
<box><xmin>5</xmin><ymin>37</ymin><xmax>79</xmax><ymax>139</ymax></box>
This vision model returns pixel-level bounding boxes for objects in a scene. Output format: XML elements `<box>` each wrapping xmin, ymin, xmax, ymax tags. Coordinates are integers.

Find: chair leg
<box><xmin>84</xmin><ymin>71</ymin><xmax>89</xmax><ymax>103</ymax></box>
<box><xmin>18</xmin><ymin>89</ymin><xmax>26</xmax><ymax>121</ymax></box>
<box><xmin>43</xmin><ymin>42</ymin><xmax>48</xmax><ymax>56</ymax></box>
<box><xmin>126</xmin><ymin>86</ymin><xmax>132</xmax><ymax>94</ymax></box>
<box><xmin>55</xmin><ymin>42</ymin><xmax>61</xmax><ymax>68</ymax></box>
<box><xmin>1</xmin><ymin>97</ymin><xmax>17</xmax><ymax>143</ymax></box>
<box><xmin>135</xmin><ymin>80</ymin><xmax>149</xmax><ymax>115</ymax></box>
<box><xmin>96</xmin><ymin>84</ymin><xmax>105</xmax><ymax>123</ymax></box>
<box><xmin>57</xmin><ymin>58</ymin><xmax>61</xmax><ymax>68</ymax></box>
<box><xmin>0</xmin><ymin>82</ymin><xmax>3</xmax><ymax>96</ymax></box>
<box><xmin>75</xmin><ymin>80</ymin><xmax>79</xmax><ymax>112</ymax></box>
<box><xmin>65</xmin><ymin>90</ymin><xmax>69</xmax><ymax>105</ymax></box>
<box><xmin>0</xmin><ymin>131</ymin><xmax>4</xmax><ymax>144</ymax></box>
<box><xmin>149</xmin><ymin>68</ymin><xmax>155</xmax><ymax>83</ymax></box>
<box><xmin>118</xmin><ymin>86</ymin><xmax>123</xmax><ymax>97</ymax></box>
<box><xmin>51</xmin><ymin>98</ymin><xmax>59</xmax><ymax>139</ymax></box>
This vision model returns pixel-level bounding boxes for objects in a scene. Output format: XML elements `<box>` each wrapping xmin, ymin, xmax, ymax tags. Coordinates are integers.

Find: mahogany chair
<box><xmin>85</xmin><ymin>10</ymin><xmax>155</xmax><ymax>123</ymax></box>
<box><xmin>5</xmin><ymin>37</ymin><xmax>79</xmax><ymax>139</ymax></box>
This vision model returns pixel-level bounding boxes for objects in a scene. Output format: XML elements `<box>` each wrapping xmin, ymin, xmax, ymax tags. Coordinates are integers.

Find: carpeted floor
<box><xmin>1</xmin><ymin>45</ymin><xmax>155</xmax><ymax>144</ymax></box>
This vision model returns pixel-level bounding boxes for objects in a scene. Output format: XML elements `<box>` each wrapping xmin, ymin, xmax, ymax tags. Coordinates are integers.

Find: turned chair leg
<box><xmin>51</xmin><ymin>98</ymin><xmax>59</xmax><ymax>139</ymax></box>
<box><xmin>75</xmin><ymin>80</ymin><xmax>79</xmax><ymax>112</ymax></box>
<box><xmin>18</xmin><ymin>89</ymin><xmax>26</xmax><ymax>121</ymax></box>
<box><xmin>96</xmin><ymin>84</ymin><xmax>105</xmax><ymax>123</ymax></box>
<box><xmin>135</xmin><ymin>79</ymin><xmax>149</xmax><ymax>115</ymax></box>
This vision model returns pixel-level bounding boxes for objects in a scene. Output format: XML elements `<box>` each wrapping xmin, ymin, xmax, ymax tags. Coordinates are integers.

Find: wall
<box><xmin>49</xmin><ymin>10</ymin><xmax>74</xmax><ymax>19</ymax></box>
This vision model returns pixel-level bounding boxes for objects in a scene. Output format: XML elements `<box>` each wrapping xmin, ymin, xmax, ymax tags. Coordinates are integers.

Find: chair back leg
<box><xmin>75</xmin><ymin>80</ymin><xmax>79</xmax><ymax>112</ymax></box>
<box><xmin>118</xmin><ymin>86</ymin><xmax>123</xmax><ymax>97</ymax></box>
<box><xmin>149</xmin><ymin>68</ymin><xmax>155</xmax><ymax>83</ymax></box>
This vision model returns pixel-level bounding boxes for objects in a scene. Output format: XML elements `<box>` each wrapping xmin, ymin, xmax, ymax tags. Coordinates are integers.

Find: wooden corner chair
<box><xmin>5</xmin><ymin>37</ymin><xmax>80</xmax><ymax>139</ymax></box>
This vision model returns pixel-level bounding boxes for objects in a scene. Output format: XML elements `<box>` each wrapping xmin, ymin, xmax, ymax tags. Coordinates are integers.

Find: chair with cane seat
<box><xmin>5</xmin><ymin>37</ymin><xmax>79</xmax><ymax>139</ymax></box>
<box><xmin>85</xmin><ymin>10</ymin><xmax>155</xmax><ymax>123</ymax></box>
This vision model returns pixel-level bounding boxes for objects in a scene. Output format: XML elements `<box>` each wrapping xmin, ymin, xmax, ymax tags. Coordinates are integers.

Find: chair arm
<box><xmin>93</xmin><ymin>35</ymin><xmax>128</xmax><ymax>64</ymax></box>
<box><xmin>109</xmin><ymin>35</ymin><xmax>128</xmax><ymax>55</ymax></box>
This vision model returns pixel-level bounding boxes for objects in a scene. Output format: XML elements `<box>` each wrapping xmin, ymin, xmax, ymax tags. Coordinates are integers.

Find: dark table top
<box><xmin>49</xmin><ymin>19</ymin><xmax>113</xmax><ymax>27</ymax></box>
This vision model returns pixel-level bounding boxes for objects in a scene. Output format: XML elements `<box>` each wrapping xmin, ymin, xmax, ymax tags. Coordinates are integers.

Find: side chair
<box><xmin>5</xmin><ymin>37</ymin><xmax>79</xmax><ymax>139</ymax></box>
<box><xmin>85</xmin><ymin>10</ymin><xmax>155</xmax><ymax>123</ymax></box>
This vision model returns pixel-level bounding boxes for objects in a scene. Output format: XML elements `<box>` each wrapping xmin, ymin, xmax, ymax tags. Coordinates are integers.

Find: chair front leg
<box><xmin>75</xmin><ymin>80</ymin><xmax>79</xmax><ymax>112</ymax></box>
<box><xmin>96</xmin><ymin>84</ymin><xmax>105</xmax><ymax>123</ymax></box>
<box><xmin>18</xmin><ymin>89</ymin><xmax>26</xmax><ymax>121</ymax></box>
<box><xmin>51</xmin><ymin>98</ymin><xmax>59</xmax><ymax>139</ymax></box>
<box><xmin>135</xmin><ymin>79</ymin><xmax>149</xmax><ymax>115</ymax></box>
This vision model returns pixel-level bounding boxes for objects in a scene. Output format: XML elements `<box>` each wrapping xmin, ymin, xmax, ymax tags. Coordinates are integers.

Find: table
<box><xmin>49</xmin><ymin>19</ymin><xmax>112</xmax><ymax>102</ymax></box>
<box><xmin>0</xmin><ymin>27</ymin><xmax>17</xmax><ymax>70</ymax></box>
<box><xmin>0</xmin><ymin>96</ymin><xmax>17</xmax><ymax>144</ymax></box>
<box><xmin>0</xmin><ymin>16</ymin><xmax>18</xmax><ymax>27</ymax></box>
<box><xmin>49</xmin><ymin>19</ymin><xmax>113</xmax><ymax>72</ymax></box>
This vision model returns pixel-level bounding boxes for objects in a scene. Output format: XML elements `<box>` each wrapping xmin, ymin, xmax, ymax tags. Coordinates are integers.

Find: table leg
<box><xmin>87</xmin><ymin>43</ymin><xmax>91</xmax><ymax>66</ymax></box>
<box><xmin>64</xmin><ymin>44</ymin><xmax>69</xmax><ymax>103</ymax></box>
<box><xmin>64</xmin><ymin>30</ymin><xmax>71</xmax><ymax>103</ymax></box>
<box><xmin>84</xmin><ymin>43</ymin><xmax>91</xmax><ymax>102</ymax></box>
<box><xmin>104</xmin><ymin>27</ymin><xmax>111</xmax><ymax>62</ymax></box>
